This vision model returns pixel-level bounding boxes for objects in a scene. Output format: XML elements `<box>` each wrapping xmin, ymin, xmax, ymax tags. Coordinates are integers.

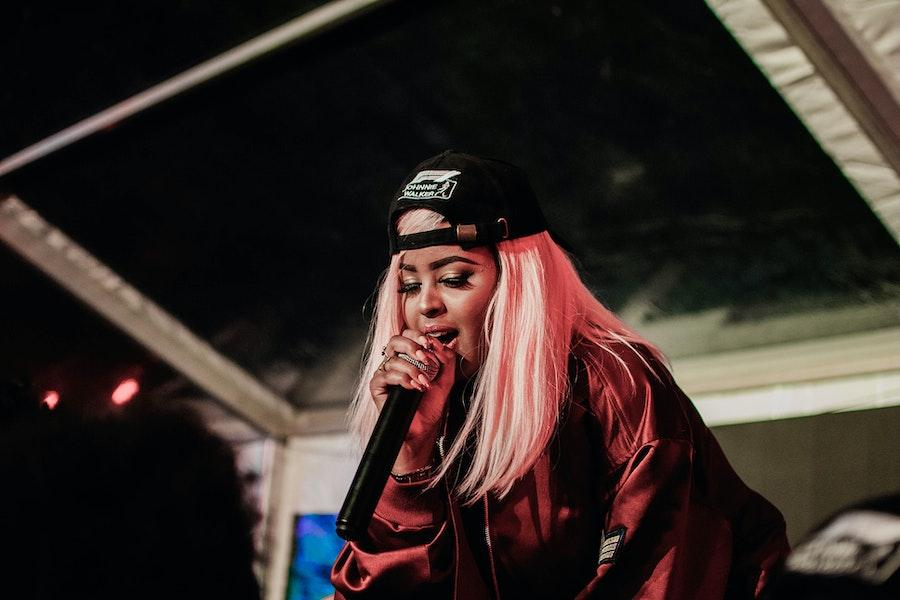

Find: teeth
<box><xmin>425</xmin><ymin>330</ymin><xmax>458</xmax><ymax>343</ymax></box>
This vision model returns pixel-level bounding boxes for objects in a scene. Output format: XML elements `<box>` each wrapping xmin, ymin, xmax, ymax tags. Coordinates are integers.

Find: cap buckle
<box><xmin>456</xmin><ymin>224</ymin><xmax>478</xmax><ymax>242</ymax></box>
<box><xmin>496</xmin><ymin>218</ymin><xmax>509</xmax><ymax>240</ymax></box>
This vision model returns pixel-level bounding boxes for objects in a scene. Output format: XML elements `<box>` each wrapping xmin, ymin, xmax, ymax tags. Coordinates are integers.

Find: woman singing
<box><xmin>331</xmin><ymin>151</ymin><xmax>789</xmax><ymax>599</ymax></box>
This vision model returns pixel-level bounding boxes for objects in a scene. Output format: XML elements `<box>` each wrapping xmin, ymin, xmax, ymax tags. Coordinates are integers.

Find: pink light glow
<box><xmin>42</xmin><ymin>391</ymin><xmax>60</xmax><ymax>410</ymax></box>
<box><xmin>111</xmin><ymin>378</ymin><xmax>140</xmax><ymax>405</ymax></box>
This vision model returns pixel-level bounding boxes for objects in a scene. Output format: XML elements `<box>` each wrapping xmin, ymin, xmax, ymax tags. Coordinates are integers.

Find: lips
<box><xmin>424</xmin><ymin>327</ymin><xmax>459</xmax><ymax>344</ymax></box>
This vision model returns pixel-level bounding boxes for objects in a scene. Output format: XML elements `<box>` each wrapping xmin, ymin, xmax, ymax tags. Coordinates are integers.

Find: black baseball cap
<box><xmin>388</xmin><ymin>150</ymin><xmax>550</xmax><ymax>255</ymax></box>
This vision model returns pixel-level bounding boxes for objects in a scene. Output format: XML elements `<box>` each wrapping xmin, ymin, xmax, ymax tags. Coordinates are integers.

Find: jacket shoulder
<box><xmin>576</xmin><ymin>341</ymin><xmax>694</xmax><ymax>466</ymax></box>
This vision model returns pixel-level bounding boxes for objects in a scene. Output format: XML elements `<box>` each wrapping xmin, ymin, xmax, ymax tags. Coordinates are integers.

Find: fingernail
<box><xmin>418</xmin><ymin>374</ymin><xmax>430</xmax><ymax>388</ymax></box>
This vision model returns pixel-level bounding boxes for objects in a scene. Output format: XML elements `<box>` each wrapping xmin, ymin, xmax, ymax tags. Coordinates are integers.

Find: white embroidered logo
<box><xmin>598</xmin><ymin>527</ymin><xmax>626</xmax><ymax>565</ymax></box>
<box><xmin>400</xmin><ymin>170</ymin><xmax>461</xmax><ymax>200</ymax></box>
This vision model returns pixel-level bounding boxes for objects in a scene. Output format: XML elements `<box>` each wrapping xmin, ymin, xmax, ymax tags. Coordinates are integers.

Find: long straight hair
<box><xmin>348</xmin><ymin>209</ymin><xmax>665</xmax><ymax>503</ymax></box>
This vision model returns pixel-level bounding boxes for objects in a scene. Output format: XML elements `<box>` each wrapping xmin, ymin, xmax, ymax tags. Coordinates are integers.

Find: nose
<box><xmin>418</xmin><ymin>284</ymin><xmax>445</xmax><ymax>319</ymax></box>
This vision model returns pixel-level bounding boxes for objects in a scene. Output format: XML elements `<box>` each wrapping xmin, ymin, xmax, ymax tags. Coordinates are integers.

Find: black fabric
<box><xmin>388</xmin><ymin>150</ymin><xmax>549</xmax><ymax>254</ymax></box>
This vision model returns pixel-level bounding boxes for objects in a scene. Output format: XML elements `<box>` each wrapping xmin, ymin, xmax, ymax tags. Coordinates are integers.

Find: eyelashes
<box><xmin>398</xmin><ymin>271</ymin><xmax>474</xmax><ymax>295</ymax></box>
<box><xmin>440</xmin><ymin>272</ymin><xmax>474</xmax><ymax>288</ymax></box>
<box><xmin>398</xmin><ymin>282</ymin><xmax>419</xmax><ymax>294</ymax></box>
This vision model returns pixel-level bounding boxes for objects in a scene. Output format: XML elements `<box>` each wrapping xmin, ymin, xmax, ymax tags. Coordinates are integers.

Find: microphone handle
<box><xmin>336</xmin><ymin>385</ymin><xmax>423</xmax><ymax>541</ymax></box>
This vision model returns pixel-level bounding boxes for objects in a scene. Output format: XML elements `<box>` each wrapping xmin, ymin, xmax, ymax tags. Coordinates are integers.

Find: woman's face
<box><xmin>399</xmin><ymin>244</ymin><xmax>498</xmax><ymax>376</ymax></box>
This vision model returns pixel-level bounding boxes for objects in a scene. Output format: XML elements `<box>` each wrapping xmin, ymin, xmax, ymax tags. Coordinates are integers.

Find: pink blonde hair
<box><xmin>348</xmin><ymin>209</ymin><xmax>665</xmax><ymax>503</ymax></box>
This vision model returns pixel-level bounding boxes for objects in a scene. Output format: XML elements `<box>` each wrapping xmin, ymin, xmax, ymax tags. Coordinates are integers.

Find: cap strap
<box><xmin>395</xmin><ymin>218</ymin><xmax>509</xmax><ymax>252</ymax></box>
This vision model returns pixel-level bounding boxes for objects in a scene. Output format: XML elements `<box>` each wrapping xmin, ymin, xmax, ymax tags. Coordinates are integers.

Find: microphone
<box><xmin>335</xmin><ymin>380</ymin><xmax>425</xmax><ymax>541</ymax></box>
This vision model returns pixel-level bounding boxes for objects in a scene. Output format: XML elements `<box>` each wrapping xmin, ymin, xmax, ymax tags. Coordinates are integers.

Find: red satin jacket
<box><xmin>331</xmin><ymin>346</ymin><xmax>789</xmax><ymax>599</ymax></box>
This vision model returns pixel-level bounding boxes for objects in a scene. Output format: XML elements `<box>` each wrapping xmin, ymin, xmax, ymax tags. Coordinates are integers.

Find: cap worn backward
<box><xmin>388</xmin><ymin>150</ymin><xmax>549</xmax><ymax>255</ymax></box>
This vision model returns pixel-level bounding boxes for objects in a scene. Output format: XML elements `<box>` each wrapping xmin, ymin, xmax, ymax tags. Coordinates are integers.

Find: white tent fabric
<box><xmin>706</xmin><ymin>0</ymin><xmax>900</xmax><ymax>243</ymax></box>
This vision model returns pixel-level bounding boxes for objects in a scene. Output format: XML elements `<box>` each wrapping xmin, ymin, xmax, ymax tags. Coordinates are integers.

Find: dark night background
<box><xmin>2</xmin><ymin>0</ymin><xmax>899</xmax><ymax>415</ymax></box>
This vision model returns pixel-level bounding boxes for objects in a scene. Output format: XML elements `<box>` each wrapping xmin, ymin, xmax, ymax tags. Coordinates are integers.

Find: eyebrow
<box><xmin>399</xmin><ymin>255</ymin><xmax>479</xmax><ymax>273</ymax></box>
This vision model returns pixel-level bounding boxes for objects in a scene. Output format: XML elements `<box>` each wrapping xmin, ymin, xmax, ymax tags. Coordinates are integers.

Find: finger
<box><xmin>381</xmin><ymin>355</ymin><xmax>422</xmax><ymax>379</ymax></box>
<box><xmin>427</xmin><ymin>335</ymin><xmax>458</xmax><ymax>365</ymax></box>
<box><xmin>400</xmin><ymin>354</ymin><xmax>440</xmax><ymax>385</ymax></box>
<box><xmin>414</xmin><ymin>348</ymin><xmax>440</xmax><ymax>373</ymax></box>
<box><xmin>379</xmin><ymin>357</ymin><xmax>430</xmax><ymax>391</ymax></box>
<box><xmin>400</xmin><ymin>329</ymin><xmax>438</xmax><ymax>356</ymax></box>
<box><xmin>395</xmin><ymin>352</ymin><xmax>441</xmax><ymax>383</ymax></box>
<box><xmin>390</xmin><ymin>331</ymin><xmax>440</xmax><ymax>371</ymax></box>
<box><xmin>370</xmin><ymin>376</ymin><xmax>424</xmax><ymax>411</ymax></box>
<box><xmin>386</xmin><ymin>333</ymin><xmax>429</xmax><ymax>359</ymax></box>
<box><xmin>401</xmin><ymin>328</ymin><xmax>424</xmax><ymax>341</ymax></box>
<box><xmin>409</xmin><ymin>341</ymin><xmax>441</xmax><ymax>370</ymax></box>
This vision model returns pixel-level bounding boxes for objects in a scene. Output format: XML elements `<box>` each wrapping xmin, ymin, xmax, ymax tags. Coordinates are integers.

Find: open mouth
<box><xmin>426</xmin><ymin>329</ymin><xmax>459</xmax><ymax>345</ymax></box>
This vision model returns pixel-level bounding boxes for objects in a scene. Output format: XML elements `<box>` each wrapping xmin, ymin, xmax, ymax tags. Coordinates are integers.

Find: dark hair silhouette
<box><xmin>0</xmin><ymin>391</ymin><xmax>261</xmax><ymax>600</ymax></box>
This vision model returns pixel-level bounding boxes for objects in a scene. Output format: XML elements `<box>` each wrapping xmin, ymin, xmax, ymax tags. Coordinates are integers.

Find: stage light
<box><xmin>42</xmin><ymin>390</ymin><xmax>60</xmax><ymax>410</ymax></box>
<box><xmin>111</xmin><ymin>378</ymin><xmax>139</xmax><ymax>405</ymax></box>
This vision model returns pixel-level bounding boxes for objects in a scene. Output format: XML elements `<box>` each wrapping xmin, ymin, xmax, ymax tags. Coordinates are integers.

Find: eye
<box><xmin>440</xmin><ymin>272</ymin><xmax>472</xmax><ymax>288</ymax></box>
<box><xmin>398</xmin><ymin>281</ymin><xmax>420</xmax><ymax>295</ymax></box>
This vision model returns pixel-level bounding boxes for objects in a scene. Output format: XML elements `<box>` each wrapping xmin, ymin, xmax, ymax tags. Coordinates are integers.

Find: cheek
<box><xmin>402</xmin><ymin>297</ymin><xmax>415</xmax><ymax>327</ymax></box>
<box><xmin>459</xmin><ymin>290</ymin><xmax>494</xmax><ymax>331</ymax></box>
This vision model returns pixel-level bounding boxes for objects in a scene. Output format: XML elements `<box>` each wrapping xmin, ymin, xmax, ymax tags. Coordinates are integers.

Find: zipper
<box><xmin>483</xmin><ymin>495</ymin><xmax>502</xmax><ymax>599</ymax></box>
<box><xmin>441</xmin><ymin>397</ymin><xmax>501</xmax><ymax>598</ymax></box>
<box><xmin>444</xmin><ymin>477</ymin><xmax>463</xmax><ymax>600</ymax></box>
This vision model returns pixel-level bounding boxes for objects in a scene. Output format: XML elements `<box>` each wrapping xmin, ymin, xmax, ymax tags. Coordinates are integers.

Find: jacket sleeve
<box><xmin>330</xmin><ymin>476</ymin><xmax>454</xmax><ymax>599</ymax></box>
<box><xmin>576</xmin><ymin>436</ymin><xmax>788</xmax><ymax>599</ymax></box>
<box><xmin>573</xmin><ymin>347</ymin><xmax>789</xmax><ymax>599</ymax></box>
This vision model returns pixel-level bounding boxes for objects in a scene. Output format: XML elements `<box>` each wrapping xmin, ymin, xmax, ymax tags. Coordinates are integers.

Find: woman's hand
<box><xmin>370</xmin><ymin>329</ymin><xmax>458</xmax><ymax>474</ymax></box>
